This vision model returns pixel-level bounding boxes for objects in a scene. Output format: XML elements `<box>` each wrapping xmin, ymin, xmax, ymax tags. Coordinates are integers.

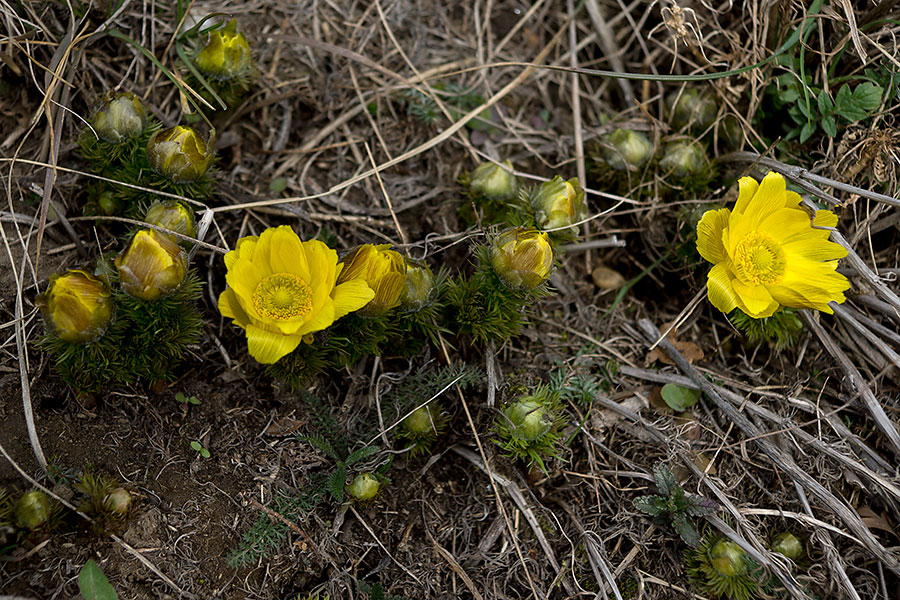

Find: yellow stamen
<box><xmin>733</xmin><ymin>232</ymin><xmax>785</xmax><ymax>285</ymax></box>
<box><xmin>252</xmin><ymin>273</ymin><xmax>313</xmax><ymax>320</ymax></box>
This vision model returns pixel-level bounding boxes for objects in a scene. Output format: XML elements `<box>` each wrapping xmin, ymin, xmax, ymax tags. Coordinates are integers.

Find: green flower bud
<box><xmin>659</xmin><ymin>141</ymin><xmax>707</xmax><ymax>177</ymax></box>
<box><xmin>146</xmin><ymin>125</ymin><xmax>214</xmax><ymax>183</ymax></box>
<box><xmin>195</xmin><ymin>19</ymin><xmax>252</xmax><ymax>81</ymax></box>
<box><xmin>91</xmin><ymin>91</ymin><xmax>147</xmax><ymax>143</ymax></box>
<box><xmin>14</xmin><ymin>490</ymin><xmax>52</xmax><ymax>530</ymax></box>
<box><xmin>337</xmin><ymin>244</ymin><xmax>407</xmax><ymax>317</ymax></box>
<box><xmin>601</xmin><ymin>129</ymin><xmax>654</xmax><ymax>171</ymax></box>
<box><xmin>346</xmin><ymin>473</ymin><xmax>381</xmax><ymax>502</ymax></box>
<box><xmin>401</xmin><ymin>403</ymin><xmax>447</xmax><ymax>439</ymax></box>
<box><xmin>398</xmin><ymin>260</ymin><xmax>435</xmax><ymax>311</ymax></box>
<box><xmin>489</xmin><ymin>228</ymin><xmax>553</xmax><ymax>290</ymax></box>
<box><xmin>115</xmin><ymin>229</ymin><xmax>188</xmax><ymax>300</ymax></box>
<box><xmin>38</xmin><ymin>270</ymin><xmax>113</xmax><ymax>343</ymax></box>
<box><xmin>470</xmin><ymin>160</ymin><xmax>518</xmax><ymax>201</ymax></box>
<box><xmin>504</xmin><ymin>398</ymin><xmax>552</xmax><ymax>442</ymax></box>
<box><xmin>667</xmin><ymin>88</ymin><xmax>717</xmax><ymax>131</ymax></box>
<box><xmin>144</xmin><ymin>201</ymin><xmax>197</xmax><ymax>241</ymax></box>
<box><xmin>103</xmin><ymin>488</ymin><xmax>132</xmax><ymax>516</ymax></box>
<box><xmin>709</xmin><ymin>540</ymin><xmax>748</xmax><ymax>577</ymax></box>
<box><xmin>532</xmin><ymin>176</ymin><xmax>585</xmax><ymax>230</ymax></box>
<box><xmin>96</xmin><ymin>190</ymin><xmax>124</xmax><ymax>216</ymax></box>
<box><xmin>770</xmin><ymin>532</ymin><xmax>803</xmax><ymax>560</ymax></box>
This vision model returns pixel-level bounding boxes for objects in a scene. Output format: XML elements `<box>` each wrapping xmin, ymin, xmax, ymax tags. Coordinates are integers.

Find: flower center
<box><xmin>252</xmin><ymin>273</ymin><xmax>313</xmax><ymax>320</ymax></box>
<box><xmin>733</xmin><ymin>232</ymin><xmax>786</xmax><ymax>285</ymax></box>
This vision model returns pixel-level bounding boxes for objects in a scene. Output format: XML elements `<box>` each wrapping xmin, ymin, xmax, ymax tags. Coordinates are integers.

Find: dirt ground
<box><xmin>2</xmin><ymin>1</ymin><xmax>900</xmax><ymax>599</ymax></box>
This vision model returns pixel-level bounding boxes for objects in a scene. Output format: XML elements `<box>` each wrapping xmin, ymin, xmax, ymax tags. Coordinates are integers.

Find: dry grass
<box><xmin>1</xmin><ymin>1</ymin><xmax>899</xmax><ymax>599</ymax></box>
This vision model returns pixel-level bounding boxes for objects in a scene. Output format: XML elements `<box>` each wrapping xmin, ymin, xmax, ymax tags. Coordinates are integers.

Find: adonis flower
<box><xmin>336</xmin><ymin>244</ymin><xmax>407</xmax><ymax>317</ymax></box>
<box><xmin>696</xmin><ymin>172</ymin><xmax>849</xmax><ymax>318</ymax></box>
<box><xmin>218</xmin><ymin>226</ymin><xmax>374</xmax><ymax>364</ymax></box>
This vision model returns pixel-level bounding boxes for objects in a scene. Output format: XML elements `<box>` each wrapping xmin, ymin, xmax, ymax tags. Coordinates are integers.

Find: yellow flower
<box><xmin>116</xmin><ymin>229</ymin><xmax>188</xmax><ymax>300</ymax></box>
<box><xmin>490</xmin><ymin>228</ymin><xmax>554</xmax><ymax>290</ymax></box>
<box><xmin>532</xmin><ymin>176</ymin><xmax>585</xmax><ymax>231</ymax></box>
<box><xmin>144</xmin><ymin>201</ymin><xmax>197</xmax><ymax>242</ymax></box>
<box><xmin>218</xmin><ymin>226</ymin><xmax>374</xmax><ymax>364</ymax></box>
<box><xmin>39</xmin><ymin>270</ymin><xmax>113</xmax><ymax>343</ymax></box>
<box><xmin>696</xmin><ymin>172</ymin><xmax>849</xmax><ymax>318</ymax></box>
<box><xmin>336</xmin><ymin>244</ymin><xmax>407</xmax><ymax>317</ymax></box>
<box><xmin>195</xmin><ymin>19</ymin><xmax>252</xmax><ymax>81</ymax></box>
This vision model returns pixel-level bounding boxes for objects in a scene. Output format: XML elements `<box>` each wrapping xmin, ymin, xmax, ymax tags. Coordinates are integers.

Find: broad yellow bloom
<box><xmin>337</xmin><ymin>244</ymin><xmax>407</xmax><ymax>317</ymax></box>
<box><xmin>696</xmin><ymin>172</ymin><xmax>849</xmax><ymax>318</ymax></box>
<box><xmin>218</xmin><ymin>226</ymin><xmax>374</xmax><ymax>364</ymax></box>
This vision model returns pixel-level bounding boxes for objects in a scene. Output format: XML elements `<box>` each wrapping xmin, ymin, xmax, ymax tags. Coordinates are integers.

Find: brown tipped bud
<box><xmin>195</xmin><ymin>19</ymin><xmax>252</xmax><ymax>81</ymax></box>
<box><xmin>337</xmin><ymin>244</ymin><xmax>407</xmax><ymax>317</ymax></box>
<box><xmin>532</xmin><ymin>176</ymin><xmax>585</xmax><ymax>231</ymax></box>
<box><xmin>38</xmin><ymin>270</ymin><xmax>113</xmax><ymax>343</ymax></box>
<box><xmin>91</xmin><ymin>91</ymin><xmax>147</xmax><ymax>143</ymax></box>
<box><xmin>115</xmin><ymin>229</ymin><xmax>187</xmax><ymax>300</ymax></box>
<box><xmin>146</xmin><ymin>126</ymin><xmax>214</xmax><ymax>183</ymax></box>
<box><xmin>144</xmin><ymin>201</ymin><xmax>197</xmax><ymax>241</ymax></box>
<box><xmin>489</xmin><ymin>228</ymin><xmax>553</xmax><ymax>290</ymax></box>
<box><xmin>470</xmin><ymin>160</ymin><xmax>518</xmax><ymax>200</ymax></box>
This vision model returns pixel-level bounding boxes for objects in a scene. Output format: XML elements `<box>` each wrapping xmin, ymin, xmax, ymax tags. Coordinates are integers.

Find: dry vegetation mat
<box><xmin>1</xmin><ymin>1</ymin><xmax>900</xmax><ymax>599</ymax></box>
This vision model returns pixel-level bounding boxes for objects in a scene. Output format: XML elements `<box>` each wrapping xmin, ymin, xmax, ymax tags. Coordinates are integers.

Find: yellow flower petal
<box><xmin>246</xmin><ymin>324</ymin><xmax>304</xmax><ymax>364</ymax></box>
<box><xmin>218</xmin><ymin>288</ymin><xmax>250</xmax><ymax>327</ymax></box>
<box><xmin>732</xmin><ymin>176</ymin><xmax>760</xmax><ymax>215</ymax></box>
<box><xmin>266</xmin><ymin>226</ymin><xmax>311</xmax><ymax>282</ymax></box>
<box><xmin>293</xmin><ymin>301</ymin><xmax>337</xmax><ymax>337</ymax></box>
<box><xmin>732</xmin><ymin>279</ymin><xmax>779</xmax><ymax>318</ymax></box>
<box><xmin>332</xmin><ymin>279</ymin><xmax>376</xmax><ymax>319</ymax></box>
<box><xmin>813</xmin><ymin>209</ymin><xmax>838</xmax><ymax>229</ymax></box>
<box><xmin>759</xmin><ymin>207</ymin><xmax>814</xmax><ymax>244</ymax></box>
<box><xmin>783</xmin><ymin>237</ymin><xmax>848</xmax><ymax>262</ymax></box>
<box><xmin>696</xmin><ymin>208</ymin><xmax>731</xmax><ymax>264</ymax></box>
<box><xmin>742</xmin><ymin>171</ymin><xmax>788</xmax><ymax>228</ymax></box>
<box><xmin>706</xmin><ymin>263</ymin><xmax>740</xmax><ymax>314</ymax></box>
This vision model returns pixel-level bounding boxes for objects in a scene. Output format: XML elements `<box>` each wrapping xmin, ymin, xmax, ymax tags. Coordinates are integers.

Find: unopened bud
<box><xmin>15</xmin><ymin>490</ymin><xmax>52</xmax><ymax>530</ymax></box>
<box><xmin>398</xmin><ymin>260</ymin><xmax>435</xmax><ymax>311</ymax></box>
<box><xmin>470</xmin><ymin>160</ymin><xmax>518</xmax><ymax>201</ymax></box>
<box><xmin>337</xmin><ymin>244</ymin><xmax>406</xmax><ymax>317</ymax></box>
<box><xmin>146</xmin><ymin>126</ymin><xmax>214</xmax><ymax>183</ymax></box>
<box><xmin>601</xmin><ymin>129</ymin><xmax>654</xmax><ymax>171</ymax></box>
<box><xmin>91</xmin><ymin>91</ymin><xmax>147</xmax><ymax>143</ymax></box>
<box><xmin>532</xmin><ymin>176</ymin><xmax>585</xmax><ymax>231</ymax></box>
<box><xmin>144</xmin><ymin>201</ymin><xmax>197</xmax><ymax>241</ymax></box>
<box><xmin>195</xmin><ymin>19</ymin><xmax>252</xmax><ymax>81</ymax></box>
<box><xmin>659</xmin><ymin>141</ymin><xmax>707</xmax><ymax>177</ymax></box>
<box><xmin>38</xmin><ymin>270</ymin><xmax>113</xmax><ymax>343</ymax></box>
<box><xmin>115</xmin><ymin>229</ymin><xmax>188</xmax><ymax>300</ymax></box>
<box><xmin>346</xmin><ymin>473</ymin><xmax>381</xmax><ymax>502</ymax></box>
<box><xmin>667</xmin><ymin>88</ymin><xmax>717</xmax><ymax>131</ymax></box>
<box><xmin>489</xmin><ymin>228</ymin><xmax>553</xmax><ymax>290</ymax></box>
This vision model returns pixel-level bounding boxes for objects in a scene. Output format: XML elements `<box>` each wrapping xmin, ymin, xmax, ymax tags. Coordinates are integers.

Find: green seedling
<box><xmin>176</xmin><ymin>392</ymin><xmax>200</xmax><ymax>405</ymax></box>
<box><xmin>190</xmin><ymin>441</ymin><xmax>210</xmax><ymax>459</ymax></box>
<box><xmin>634</xmin><ymin>463</ymin><xmax>718</xmax><ymax>547</ymax></box>
<box><xmin>78</xmin><ymin>559</ymin><xmax>119</xmax><ymax>600</ymax></box>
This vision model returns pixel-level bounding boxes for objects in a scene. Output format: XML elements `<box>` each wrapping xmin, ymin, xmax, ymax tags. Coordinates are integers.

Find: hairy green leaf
<box><xmin>653</xmin><ymin>463</ymin><xmax>677</xmax><ymax>497</ymax></box>
<box><xmin>634</xmin><ymin>495</ymin><xmax>667</xmax><ymax>516</ymax></box>
<box><xmin>671</xmin><ymin>511</ymin><xmax>701</xmax><ymax>547</ymax></box>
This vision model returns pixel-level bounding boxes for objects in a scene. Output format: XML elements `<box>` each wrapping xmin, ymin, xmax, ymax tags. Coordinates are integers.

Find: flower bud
<box><xmin>195</xmin><ymin>19</ymin><xmax>252</xmax><ymax>81</ymax></box>
<box><xmin>38</xmin><ymin>270</ymin><xmax>113</xmax><ymax>343</ymax></box>
<box><xmin>337</xmin><ymin>244</ymin><xmax>407</xmax><ymax>317</ymax></box>
<box><xmin>470</xmin><ymin>160</ymin><xmax>518</xmax><ymax>201</ymax></box>
<box><xmin>144</xmin><ymin>201</ymin><xmax>197</xmax><ymax>241</ymax></box>
<box><xmin>659</xmin><ymin>140</ymin><xmax>707</xmax><ymax>177</ymax></box>
<box><xmin>15</xmin><ymin>490</ymin><xmax>52</xmax><ymax>530</ymax></box>
<box><xmin>709</xmin><ymin>540</ymin><xmax>747</xmax><ymax>577</ymax></box>
<box><xmin>600</xmin><ymin>129</ymin><xmax>654</xmax><ymax>171</ymax></box>
<box><xmin>103</xmin><ymin>488</ymin><xmax>133</xmax><ymax>516</ymax></box>
<box><xmin>401</xmin><ymin>403</ymin><xmax>447</xmax><ymax>439</ymax></box>
<box><xmin>770</xmin><ymin>532</ymin><xmax>803</xmax><ymax>560</ymax></box>
<box><xmin>489</xmin><ymin>228</ymin><xmax>553</xmax><ymax>290</ymax></box>
<box><xmin>346</xmin><ymin>473</ymin><xmax>381</xmax><ymax>502</ymax></box>
<box><xmin>96</xmin><ymin>190</ymin><xmax>124</xmax><ymax>216</ymax></box>
<box><xmin>146</xmin><ymin>125</ymin><xmax>214</xmax><ymax>183</ymax></box>
<box><xmin>667</xmin><ymin>88</ymin><xmax>717</xmax><ymax>131</ymax></box>
<box><xmin>504</xmin><ymin>398</ymin><xmax>552</xmax><ymax>442</ymax></box>
<box><xmin>398</xmin><ymin>260</ymin><xmax>435</xmax><ymax>311</ymax></box>
<box><xmin>91</xmin><ymin>91</ymin><xmax>147</xmax><ymax>143</ymax></box>
<box><xmin>532</xmin><ymin>176</ymin><xmax>585</xmax><ymax>231</ymax></box>
<box><xmin>115</xmin><ymin>229</ymin><xmax>187</xmax><ymax>300</ymax></box>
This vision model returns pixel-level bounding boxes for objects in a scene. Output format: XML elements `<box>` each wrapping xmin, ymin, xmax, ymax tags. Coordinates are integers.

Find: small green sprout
<box><xmin>633</xmin><ymin>463</ymin><xmax>718</xmax><ymax>547</ymax></box>
<box><xmin>176</xmin><ymin>392</ymin><xmax>200</xmax><ymax>405</ymax></box>
<box><xmin>190</xmin><ymin>441</ymin><xmax>210</xmax><ymax>458</ymax></box>
<box><xmin>685</xmin><ymin>536</ymin><xmax>758</xmax><ymax>600</ymax></box>
<box><xmin>493</xmin><ymin>385</ymin><xmax>565</xmax><ymax>474</ymax></box>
